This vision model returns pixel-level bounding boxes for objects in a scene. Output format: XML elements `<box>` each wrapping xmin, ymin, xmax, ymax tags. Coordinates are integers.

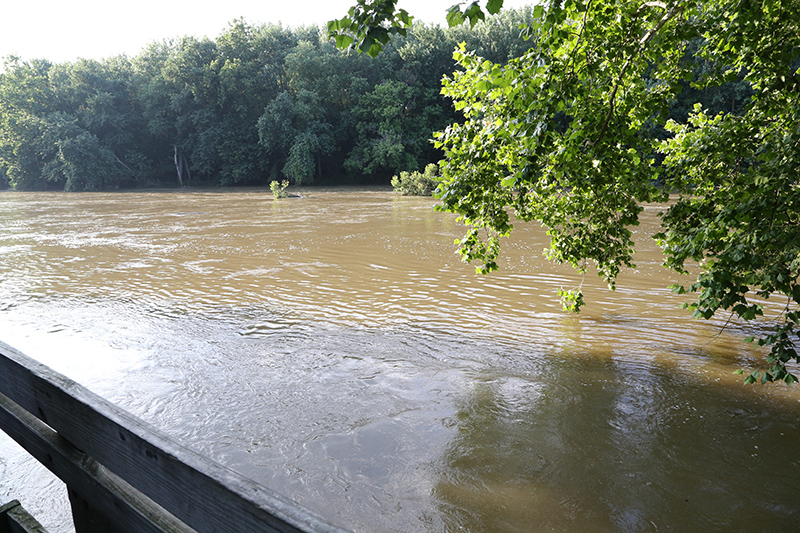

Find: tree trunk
<box><xmin>173</xmin><ymin>145</ymin><xmax>184</xmax><ymax>187</ymax></box>
<box><xmin>113</xmin><ymin>153</ymin><xmax>133</xmax><ymax>173</ymax></box>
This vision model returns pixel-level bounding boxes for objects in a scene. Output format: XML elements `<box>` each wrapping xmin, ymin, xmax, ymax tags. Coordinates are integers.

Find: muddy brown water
<box><xmin>0</xmin><ymin>188</ymin><xmax>798</xmax><ymax>532</ymax></box>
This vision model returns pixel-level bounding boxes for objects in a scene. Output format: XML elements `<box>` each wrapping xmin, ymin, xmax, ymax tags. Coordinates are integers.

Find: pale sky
<box><xmin>1</xmin><ymin>0</ymin><xmax>534</xmax><ymax>64</ymax></box>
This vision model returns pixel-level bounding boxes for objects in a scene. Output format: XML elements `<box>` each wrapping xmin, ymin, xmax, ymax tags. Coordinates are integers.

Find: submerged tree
<box><xmin>331</xmin><ymin>0</ymin><xmax>800</xmax><ymax>383</ymax></box>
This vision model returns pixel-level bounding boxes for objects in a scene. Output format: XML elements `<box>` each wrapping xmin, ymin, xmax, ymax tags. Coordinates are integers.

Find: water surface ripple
<box><xmin>0</xmin><ymin>189</ymin><xmax>798</xmax><ymax>532</ymax></box>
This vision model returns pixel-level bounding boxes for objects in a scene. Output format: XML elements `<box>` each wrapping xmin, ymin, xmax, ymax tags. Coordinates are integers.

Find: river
<box><xmin>0</xmin><ymin>188</ymin><xmax>798</xmax><ymax>532</ymax></box>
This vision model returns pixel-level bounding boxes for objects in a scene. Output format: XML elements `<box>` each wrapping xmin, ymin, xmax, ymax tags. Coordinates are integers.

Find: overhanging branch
<box><xmin>593</xmin><ymin>1</ymin><xmax>686</xmax><ymax>146</ymax></box>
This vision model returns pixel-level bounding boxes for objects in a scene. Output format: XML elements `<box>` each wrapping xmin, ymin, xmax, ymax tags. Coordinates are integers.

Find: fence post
<box><xmin>67</xmin><ymin>488</ymin><xmax>126</xmax><ymax>533</ymax></box>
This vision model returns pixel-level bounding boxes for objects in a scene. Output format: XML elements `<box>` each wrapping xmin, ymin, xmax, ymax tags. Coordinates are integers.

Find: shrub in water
<box><xmin>390</xmin><ymin>164</ymin><xmax>439</xmax><ymax>196</ymax></box>
<box><xmin>270</xmin><ymin>179</ymin><xmax>289</xmax><ymax>199</ymax></box>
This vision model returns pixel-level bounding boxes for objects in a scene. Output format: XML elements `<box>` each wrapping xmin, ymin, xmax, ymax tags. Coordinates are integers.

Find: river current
<box><xmin>0</xmin><ymin>188</ymin><xmax>798</xmax><ymax>532</ymax></box>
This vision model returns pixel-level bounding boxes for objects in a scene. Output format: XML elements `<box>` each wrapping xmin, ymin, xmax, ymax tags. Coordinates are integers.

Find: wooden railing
<box><xmin>1</xmin><ymin>499</ymin><xmax>48</xmax><ymax>533</ymax></box>
<box><xmin>0</xmin><ymin>340</ymin><xmax>349</xmax><ymax>533</ymax></box>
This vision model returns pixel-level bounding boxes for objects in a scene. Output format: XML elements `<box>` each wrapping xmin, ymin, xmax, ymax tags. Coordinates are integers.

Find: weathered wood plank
<box><xmin>68</xmin><ymin>486</ymin><xmax>134</xmax><ymax>533</ymax></box>
<box><xmin>0</xmin><ymin>392</ymin><xmax>191</xmax><ymax>533</ymax></box>
<box><xmin>1</xmin><ymin>500</ymin><xmax>48</xmax><ymax>533</ymax></box>
<box><xmin>0</xmin><ymin>341</ymin><xmax>348</xmax><ymax>533</ymax></box>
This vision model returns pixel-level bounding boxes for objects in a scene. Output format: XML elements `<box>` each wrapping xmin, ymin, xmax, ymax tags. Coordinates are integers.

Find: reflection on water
<box><xmin>437</xmin><ymin>360</ymin><xmax>800</xmax><ymax>531</ymax></box>
<box><xmin>0</xmin><ymin>189</ymin><xmax>798</xmax><ymax>532</ymax></box>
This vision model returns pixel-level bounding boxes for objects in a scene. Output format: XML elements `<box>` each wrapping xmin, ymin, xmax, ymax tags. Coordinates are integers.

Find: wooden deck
<box><xmin>0</xmin><ymin>340</ymin><xmax>349</xmax><ymax>533</ymax></box>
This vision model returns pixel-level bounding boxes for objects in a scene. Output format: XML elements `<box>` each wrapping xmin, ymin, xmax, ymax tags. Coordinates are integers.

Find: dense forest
<box><xmin>0</xmin><ymin>7</ymin><xmax>747</xmax><ymax>192</ymax></box>
<box><xmin>0</xmin><ymin>11</ymin><xmax>537</xmax><ymax>191</ymax></box>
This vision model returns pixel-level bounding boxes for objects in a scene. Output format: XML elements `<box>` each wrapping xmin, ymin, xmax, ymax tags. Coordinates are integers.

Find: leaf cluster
<box><xmin>435</xmin><ymin>0</ymin><xmax>683</xmax><ymax>286</ymax></box>
<box><xmin>328</xmin><ymin>0</ymin><xmax>414</xmax><ymax>57</ymax></box>
<box><xmin>422</xmin><ymin>0</ymin><xmax>799</xmax><ymax>382</ymax></box>
<box><xmin>446</xmin><ymin>0</ymin><xmax>506</xmax><ymax>28</ymax></box>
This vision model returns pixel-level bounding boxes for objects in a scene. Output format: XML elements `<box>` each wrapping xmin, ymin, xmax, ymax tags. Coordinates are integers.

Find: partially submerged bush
<box><xmin>391</xmin><ymin>163</ymin><xmax>440</xmax><ymax>196</ymax></box>
<box><xmin>270</xmin><ymin>179</ymin><xmax>289</xmax><ymax>199</ymax></box>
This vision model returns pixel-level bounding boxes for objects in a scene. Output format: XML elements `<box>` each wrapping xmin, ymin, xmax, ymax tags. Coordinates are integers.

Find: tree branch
<box><xmin>593</xmin><ymin>1</ymin><xmax>685</xmax><ymax>146</ymax></box>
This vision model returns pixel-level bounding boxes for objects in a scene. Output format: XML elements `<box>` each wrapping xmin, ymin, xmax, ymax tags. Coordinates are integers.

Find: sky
<box><xmin>1</xmin><ymin>0</ymin><xmax>534</xmax><ymax>64</ymax></box>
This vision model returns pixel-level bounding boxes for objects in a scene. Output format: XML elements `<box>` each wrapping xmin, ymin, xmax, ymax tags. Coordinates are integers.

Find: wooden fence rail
<box><xmin>1</xmin><ymin>499</ymin><xmax>48</xmax><ymax>533</ymax></box>
<box><xmin>0</xmin><ymin>340</ymin><xmax>349</xmax><ymax>533</ymax></box>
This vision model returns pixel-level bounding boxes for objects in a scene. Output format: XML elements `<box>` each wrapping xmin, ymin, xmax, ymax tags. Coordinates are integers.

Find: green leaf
<box><xmin>327</xmin><ymin>17</ymin><xmax>351</xmax><ymax>32</ymax></box>
<box><xmin>670</xmin><ymin>284</ymin><xmax>686</xmax><ymax>294</ymax></box>
<box><xmin>558</xmin><ymin>289</ymin><xmax>585</xmax><ymax>313</ymax></box>
<box><xmin>446</xmin><ymin>5</ymin><xmax>466</xmax><ymax>27</ymax></box>
<box><xmin>397</xmin><ymin>10</ymin><xmax>413</xmax><ymax>25</ymax></box>
<box><xmin>464</xmin><ymin>2</ymin><xmax>486</xmax><ymax>27</ymax></box>
<box><xmin>371</xmin><ymin>27</ymin><xmax>391</xmax><ymax>45</ymax></box>
<box><xmin>501</xmin><ymin>175</ymin><xmax>516</xmax><ymax>188</ymax></box>
<box><xmin>487</xmin><ymin>0</ymin><xmax>504</xmax><ymax>15</ymax></box>
<box><xmin>359</xmin><ymin>36</ymin><xmax>376</xmax><ymax>54</ymax></box>
<box><xmin>334</xmin><ymin>34</ymin><xmax>354</xmax><ymax>49</ymax></box>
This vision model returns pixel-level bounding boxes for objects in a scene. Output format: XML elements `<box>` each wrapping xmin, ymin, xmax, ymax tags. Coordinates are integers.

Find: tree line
<box><xmin>0</xmin><ymin>11</ymin><xmax>537</xmax><ymax>191</ymax></box>
<box><xmin>1</xmin><ymin>6</ymin><xmax>750</xmax><ymax>193</ymax></box>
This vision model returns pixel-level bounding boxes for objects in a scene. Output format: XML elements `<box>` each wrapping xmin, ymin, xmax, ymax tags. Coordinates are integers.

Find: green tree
<box><xmin>132</xmin><ymin>22</ymin><xmax>303</xmax><ymax>186</ymax></box>
<box><xmin>344</xmin><ymin>79</ymin><xmax>440</xmax><ymax>176</ymax></box>
<box><xmin>257</xmin><ymin>89</ymin><xmax>333</xmax><ymax>185</ymax></box>
<box><xmin>0</xmin><ymin>54</ymin><xmax>164</xmax><ymax>190</ymax></box>
<box><xmin>0</xmin><ymin>57</ymin><xmax>58</xmax><ymax>190</ymax></box>
<box><xmin>56</xmin><ymin>58</ymin><xmax>154</xmax><ymax>188</ymax></box>
<box><xmin>39</xmin><ymin>112</ymin><xmax>126</xmax><ymax>191</ymax></box>
<box><xmin>328</xmin><ymin>0</ymin><xmax>414</xmax><ymax>57</ymax></box>
<box><xmin>279</xmin><ymin>36</ymin><xmax>386</xmax><ymax>183</ymax></box>
<box><xmin>334</xmin><ymin>0</ymin><xmax>800</xmax><ymax>383</ymax></box>
<box><xmin>212</xmin><ymin>20</ymin><xmax>294</xmax><ymax>184</ymax></box>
